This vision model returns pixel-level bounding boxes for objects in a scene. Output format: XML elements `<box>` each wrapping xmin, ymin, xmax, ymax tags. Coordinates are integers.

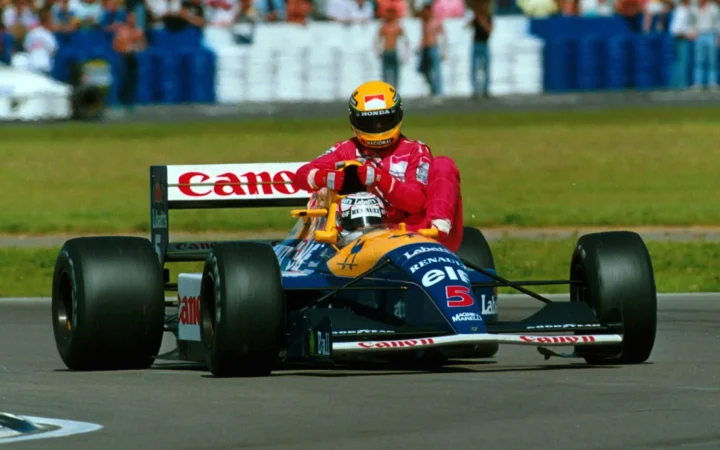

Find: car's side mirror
<box><xmin>313</xmin><ymin>198</ymin><xmax>341</xmax><ymax>245</ymax></box>
<box><xmin>290</xmin><ymin>208</ymin><xmax>329</xmax><ymax>218</ymax></box>
<box><xmin>314</xmin><ymin>230</ymin><xmax>338</xmax><ymax>244</ymax></box>
<box><xmin>418</xmin><ymin>228</ymin><xmax>439</xmax><ymax>238</ymax></box>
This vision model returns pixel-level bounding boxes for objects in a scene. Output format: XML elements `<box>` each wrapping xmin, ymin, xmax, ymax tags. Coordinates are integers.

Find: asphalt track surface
<box><xmin>1</xmin><ymin>294</ymin><xmax>719</xmax><ymax>449</ymax></box>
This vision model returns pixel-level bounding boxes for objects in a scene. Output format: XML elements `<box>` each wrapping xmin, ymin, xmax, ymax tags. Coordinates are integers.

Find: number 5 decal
<box><xmin>446</xmin><ymin>285</ymin><xmax>474</xmax><ymax>307</ymax></box>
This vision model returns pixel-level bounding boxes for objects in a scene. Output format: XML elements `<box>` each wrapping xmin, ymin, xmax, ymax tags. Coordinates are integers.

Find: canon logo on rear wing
<box><xmin>358</xmin><ymin>338</ymin><xmax>435</xmax><ymax>349</ymax></box>
<box><xmin>164</xmin><ymin>163</ymin><xmax>310</xmax><ymax>202</ymax></box>
<box><xmin>177</xmin><ymin>171</ymin><xmax>298</xmax><ymax>197</ymax></box>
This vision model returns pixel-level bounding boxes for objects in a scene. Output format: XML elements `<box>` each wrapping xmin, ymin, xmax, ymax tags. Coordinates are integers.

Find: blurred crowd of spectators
<box><xmin>0</xmin><ymin>0</ymin><xmax>474</xmax><ymax>72</ymax></box>
<box><xmin>551</xmin><ymin>0</ymin><xmax>719</xmax><ymax>39</ymax></box>
<box><xmin>0</xmin><ymin>0</ymin><xmax>473</xmax><ymax>52</ymax></box>
<box><xmin>0</xmin><ymin>0</ymin><xmax>206</xmax><ymax>72</ymax></box>
<box><xmin>0</xmin><ymin>0</ymin><xmax>715</xmax><ymax>109</ymax></box>
<box><xmin>522</xmin><ymin>0</ymin><xmax>720</xmax><ymax>90</ymax></box>
<box><xmin>0</xmin><ymin>0</ymin><xmax>492</xmax><ymax>104</ymax></box>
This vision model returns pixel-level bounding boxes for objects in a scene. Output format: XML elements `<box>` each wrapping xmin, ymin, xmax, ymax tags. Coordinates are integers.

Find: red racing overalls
<box><xmin>293</xmin><ymin>136</ymin><xmax>463</xmax><ymax>251</ymax></box>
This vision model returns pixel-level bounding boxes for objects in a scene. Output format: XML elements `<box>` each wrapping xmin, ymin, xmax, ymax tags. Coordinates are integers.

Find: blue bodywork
<box><xmin>272</xmin><ymin>234</ymin><xmax>499</xmax><ymax>336</ymax></box>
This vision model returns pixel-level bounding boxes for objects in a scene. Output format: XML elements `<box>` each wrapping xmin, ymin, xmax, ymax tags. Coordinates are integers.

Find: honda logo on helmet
<box><xmin>359</xmin><ymin>110</ymin><xmax>391</xmax><ymax>116</ymax></box>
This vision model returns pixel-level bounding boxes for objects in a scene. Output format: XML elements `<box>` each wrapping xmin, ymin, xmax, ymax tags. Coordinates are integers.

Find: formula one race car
<box><xmin>50</xmin><ymin>161</ymin><xmax>658</xmax><ymax>376</ymax></box>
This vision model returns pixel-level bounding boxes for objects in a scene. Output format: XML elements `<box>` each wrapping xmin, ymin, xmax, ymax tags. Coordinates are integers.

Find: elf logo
<box><xmin>422</xmin><ymin>265</ymin><xmax>470</xmax><ymax>287</ymax></box>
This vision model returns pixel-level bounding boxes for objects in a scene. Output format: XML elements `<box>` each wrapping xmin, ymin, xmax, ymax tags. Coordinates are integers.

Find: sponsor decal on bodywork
<box><xmin>386</xmin><ymin>243</ymin><xmax>490</xmax><ymax>334</ymax></box>
<box><xmin>333</xmin><ymin>329</ymin><xmax>396</xmax><ymax>335</ymax></box>
<box><xmin>282</xmin><ymin>270</ymin><xmax>313</xmax><ymax>277</ymax></box>
<box><xmin>393</xmin><ymin>299</ymin><xmax>406</xmax><ymax>319</ymax></box>
<box><xmin>402</xmin><ymin>245</ymin><xmax>454</xmax><ymax>262</ymax></box>
<box><xmin>153</xmin><ymin>182</ymin><xmax>163</xmax><ymax>204</ymax></box>
<box><xmin>179</xmin><ymin>295</ymin><xmax>200</xmax><ymax>326</ymax></box>
<box><xmin>422</xmin><ymin>266</ymin><xmax>470</xmax><ymax>288</ymax></box>
<box><xmin>177</xmin><ymin>274</ymin><xmax>202</xmax><ymax>341</ymax></box>
<box><xmin>152</xmin><ymin>210</ymin><xmax>167</xmax><ymax>228</ymax></box>
<box><xmin>452</xmin><ymin>312</ymin><xmax>483</xmax><ymax>322</ymax></box>
<box><xmin>286</xmin><ymin>241</ymin><xmax>324</xmax><ymax>272</ymax></box>
<box><xmin>410</xmin><ymin>256</ymin><xmax>465</xmax><ymax>274</ymax></box>
<box><xmin>358</xmin><ymin>338</ymin><xmax>435</xmax><ymax>349</ymax></box>
<box><xmin>480</xmin><ymin>294</ymin><xmax>497</xmax><ymax>315</ymax></box>
<box><xmin>177</xmin><ymin>170</ymin><xmax>298</xmax><ymax>197</ymax></box>
<box><xmin>519</xmin><ymin>335</ymin><xmax>597</xmax><ymax>344</ymax></box>
<box><xmin>309</xmin><ymin>330</ymin><xmax>331</xmax><ymax>357</ymax></box>
<box><xmin>166</xmin><ymin>163</ymin><xmax>308</xmax><ymax>202</ymax></box>
<box><xmin>526</xmin><ymin>323</ymin><xmax>601</xmax><ymax>330</ymax></box>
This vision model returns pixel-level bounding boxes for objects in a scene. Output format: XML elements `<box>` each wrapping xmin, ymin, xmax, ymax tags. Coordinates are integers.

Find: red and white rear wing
<box><xmin>154</xmin><ymin>162</ymin><xmax>311</xmax><ymax>210</ymax></box>
<box><xmin>331</xmin><ymin>333</ymin><xmax>623</xmax><ymax>355</ymax></box>
<box><xmin>150</xmin><ymin>162</ymin><xmax>311</xmax><ymax>266</ymax></box>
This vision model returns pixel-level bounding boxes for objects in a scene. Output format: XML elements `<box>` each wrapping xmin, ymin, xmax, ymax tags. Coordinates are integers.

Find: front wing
<box><xmin>286</xmin><ymin>314</ymin><xmax>622</xmax><ymax>361</ymax></box>
<box><xmin>332</xmin><ymin>333</ymin><xmax>623</xmax><ymax>354</ymax></box>
<box><xmin>284</xmin><ymin>293</ymin><xmax>624</xmax><ymax>362</ymax></box>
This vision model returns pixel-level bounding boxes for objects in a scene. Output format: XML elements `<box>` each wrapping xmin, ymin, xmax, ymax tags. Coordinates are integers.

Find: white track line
<box><xmin>0</xmin><ymin>415</ymin><xmax>102</xmax><ymax>444</ymax></box>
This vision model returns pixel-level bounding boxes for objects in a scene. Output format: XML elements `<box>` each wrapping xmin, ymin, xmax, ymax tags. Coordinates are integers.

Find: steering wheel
<box><xmin>338</xmin><ymin>163</ymin><xmax>367</xmax><ymax>197</ymax></box>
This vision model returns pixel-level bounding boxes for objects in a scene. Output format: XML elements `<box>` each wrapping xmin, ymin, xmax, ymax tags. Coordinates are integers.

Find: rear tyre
<box><xmin>200</xmin><ymin>242</ymin><xmax>285</xmax><ymax>377</ymax></box>
<box><xmin>455</xmin><ymin>226</ymin><xmax>495</xmax><ymax>270</ymax></box>
<box><xmin>570</xmin><ymin>231</ymin><xmax>657</xmax><ymax>365</ymax></box>
<box><xmin>454</xmin><ymin>226</ymin><xmax>499</xmax><ymax>358</ymax></box>
<box><xmin>51</xmin><ymin>237</ymin><xmax>165</xmax><ymax>371</ymax></box>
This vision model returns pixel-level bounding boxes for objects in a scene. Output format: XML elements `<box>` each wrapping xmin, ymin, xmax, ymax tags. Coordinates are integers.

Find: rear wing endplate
<box><xmin>150</xmin><ymin>162</ymin><xmax>310</xmax><ymax>267</ymax></box>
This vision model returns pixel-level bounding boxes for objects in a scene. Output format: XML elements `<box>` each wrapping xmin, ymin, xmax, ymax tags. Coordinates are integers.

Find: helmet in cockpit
<box><xmin>336</xmin><ymin>192</ymin><xmax>387</xmax><ymax>247</ymax></box>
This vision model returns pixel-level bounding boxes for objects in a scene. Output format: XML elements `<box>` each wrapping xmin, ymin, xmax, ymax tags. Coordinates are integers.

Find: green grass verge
<box><xmin>5</xmin><ymin>239</ymin><xmax>718</xmax><ymax>297</ymax></box>
<box><xmin>2</xmin><ymin>106</ymin><xmax>720</xmax><ymax>234</ymax></box>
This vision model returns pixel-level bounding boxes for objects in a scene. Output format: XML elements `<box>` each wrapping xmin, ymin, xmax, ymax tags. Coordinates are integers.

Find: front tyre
<box><xmin>200</xmin><ymin>242</ymin><xmax>285</xmax><ymax>377</ymax></box>
<box><xmin>570</xmin><ymin>231</ymin><xmax>657</xmax><ymax>365</ymax></box>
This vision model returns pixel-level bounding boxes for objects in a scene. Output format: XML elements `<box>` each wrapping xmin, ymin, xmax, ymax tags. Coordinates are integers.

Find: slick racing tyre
<box><xmin>52</xmin><ymin>237</ymin><xmax>165</xmax><ymax>371</ymax></box>
<box><xmin>455</xmin><ymin>226</ymin><xmax>495</xmax><ymax>271</ymax></box>
<box><xmin>570</xmin><ymin>231</ymin><xmax>657</xmax><ymax>365</ymax></box>
<box><xmin>451</xmin><ymin>226</ymin><xmax>499</xmax><ymax>359</ymax></box>
<box><xmin>200</xmin><ymin>242</ymin><xmax>285</xmax><ymax>377</ymax></box>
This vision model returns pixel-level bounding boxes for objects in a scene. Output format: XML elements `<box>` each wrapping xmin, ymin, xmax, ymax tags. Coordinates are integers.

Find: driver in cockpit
<box><xmin>292</xmin><ymin>80</ymin><xmax>464</xmax><ymax>252</ymax></box>
<box><xmin>336</xmin><ymin>192</ymin><xmax>388</xmax><ymax>247</ymax></box>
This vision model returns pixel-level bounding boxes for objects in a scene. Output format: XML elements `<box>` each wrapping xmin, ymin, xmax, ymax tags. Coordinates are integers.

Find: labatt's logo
<box><xmin>178</xmin><ymin>170</ymin><xmax>299</xmax><ymax>197</ymax></box>
<box><xmin>403</xmin><ymin>245</ymin><xmax>453</xmax><ymax>262</ymax></box>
